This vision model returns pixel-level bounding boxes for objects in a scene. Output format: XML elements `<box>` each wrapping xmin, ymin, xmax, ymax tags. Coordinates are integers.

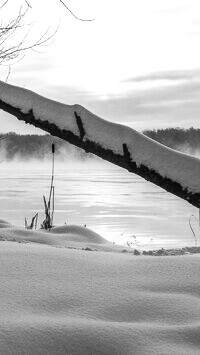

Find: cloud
<box><xmin>123</xmin><ymin>69</ymin><xmax>200</xmax><ymax>83</ymax></box>
<box><xmin>52</xmin><ymin>78</ymin><xmax>200</xmax><ymax>131</ymax></box>
<box><xmin>84</xmin><ymin>78</ymin><xmax>200</xmax><ymax>130</ymax></box>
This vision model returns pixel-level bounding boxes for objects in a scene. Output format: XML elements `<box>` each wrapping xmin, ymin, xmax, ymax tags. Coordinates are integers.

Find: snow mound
<box><xmin>0</xmin><ymin>219</ymin><xmax>12</xmax><ymax>228</ymax></box>
<box><xmin>50</xmin><ymin>224</ymin><xmax>109</xmax><ymax>244</ymax></box>
<box><xmin>0</xmin><ymin>221</ymin><xmax>119</xmax><ymax>252</ymax></box>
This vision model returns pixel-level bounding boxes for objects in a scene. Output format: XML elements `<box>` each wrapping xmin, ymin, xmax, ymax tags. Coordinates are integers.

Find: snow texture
<box><xmin>0</xmin><ymin>223</ymin><xmax>200</xmax><ymax>354</ymax></box>
<box><xmin>1</xmin><ymin>80</ymin><xmax>200</xmax><ymax>193</ymax></box>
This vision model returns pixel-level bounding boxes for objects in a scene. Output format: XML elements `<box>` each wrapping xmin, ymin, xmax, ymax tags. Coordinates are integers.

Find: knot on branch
<box><xmin>123</xmin><ymin>143</ymin><xmax>131</xmax><ymax>163</ymax></box>
<box><xmin>74</xmin><ymin>111</ymin><xmax>85</xmax><ymax>140</ymax></box>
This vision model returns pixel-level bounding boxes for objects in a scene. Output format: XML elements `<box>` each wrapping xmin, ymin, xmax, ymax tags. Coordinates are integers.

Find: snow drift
<box><xmin>0</xmin><ymin>240</ymin><xmax>200</xmax><ymax>354</ymax></box>
<box><xmin>0</xmin><ymin>220</ymin><xmax>120</xmax><ymax>252</ymax></box>
<box><xmin>0</xmin><ymin>221</ymin><xmax>200</xmax><ymax>354</ymax></box>
<box><xmin>0</xmin><ymin>80</ymin><xmax>200</xmax><ymax>207</ymax></box>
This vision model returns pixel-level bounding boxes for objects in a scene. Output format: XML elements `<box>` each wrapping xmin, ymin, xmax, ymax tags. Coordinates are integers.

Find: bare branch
<box><xmin>59</xmin><ymin>0</ymin><xmax>94</xmax><ymax>22</ymax></box>
<box><xmin>5</xmin><ymin>65</ymin><xmax>10</xmax><ymax>82</ymax></box>
<box><xmin>0</xmin><ymin>0</ymin><xmax>9</xmax><ymax>10</ymax></box>
<box><xmin>25</xmin><ymin>0</ymin><xmax>32</xmax><ymax>9</ymax></box>
<box><xmin>0</xmin><ymin>0</ymin><xmax>93</xmax><ymax>66</ymax></box>
<box><xmin>0</xmin><ymin>4</ymin><xmax>58</xmax><ymax>65</ymax></box>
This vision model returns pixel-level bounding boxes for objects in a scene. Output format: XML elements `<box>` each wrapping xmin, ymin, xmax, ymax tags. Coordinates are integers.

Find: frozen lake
<box><xmin>0</xmin><ymin>160</ymin><xmax>198</xmax><ymax>249</ymax></box>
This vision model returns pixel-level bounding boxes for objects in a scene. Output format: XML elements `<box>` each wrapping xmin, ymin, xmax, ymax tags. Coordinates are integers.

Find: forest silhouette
<box><xmin>1</xmin><ymin>127</ymin><xmax>200</xmax><ymax>160</ymax></box>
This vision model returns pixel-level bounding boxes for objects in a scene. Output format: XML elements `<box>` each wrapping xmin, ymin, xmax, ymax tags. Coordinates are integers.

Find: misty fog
<box><xmin>1</xmin><ymin>128</ymin><xmax>200</xmax><ymax>165</ymax></box>
<box><xmin>0</xmin><ymin>132</ymin><xmax>94</xmax><ymax>163</ymax></box>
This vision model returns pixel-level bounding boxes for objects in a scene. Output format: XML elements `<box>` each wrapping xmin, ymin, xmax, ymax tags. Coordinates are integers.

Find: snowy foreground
<box><xmin>0</xmin><ymin>220</ymin><xmax>200</xmax><ymax>354</ymax></box>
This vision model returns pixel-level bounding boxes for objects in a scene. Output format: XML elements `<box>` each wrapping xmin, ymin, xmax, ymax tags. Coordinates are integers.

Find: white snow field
<box><xmin>0</xmin><ymin>221</ymin><xmax>200</xmax><ymax>354</ymax></box>
<box><xmin>1</xmin><ymin>80</ymin><xmax>200</xmax><ymax>195</ymax></box>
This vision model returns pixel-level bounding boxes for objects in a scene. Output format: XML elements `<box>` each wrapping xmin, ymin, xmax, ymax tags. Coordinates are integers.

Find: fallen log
<box><xmin>0</xmin><ymin>80</ymin><xmax>200</xmax><ymax>208</ymax></box>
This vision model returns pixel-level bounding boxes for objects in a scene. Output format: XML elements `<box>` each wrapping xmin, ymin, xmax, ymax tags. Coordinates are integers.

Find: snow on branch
<box><xmin>0</xmin><ymin>79</ymin><xmax>200</xmax><ymax>208</ymax></box>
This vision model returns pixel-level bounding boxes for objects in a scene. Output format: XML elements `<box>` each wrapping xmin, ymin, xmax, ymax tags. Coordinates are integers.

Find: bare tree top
<box><xmin>0</xmin><ymin>0</ymin><xmax>94</xmax><ymax>67</ymax></box>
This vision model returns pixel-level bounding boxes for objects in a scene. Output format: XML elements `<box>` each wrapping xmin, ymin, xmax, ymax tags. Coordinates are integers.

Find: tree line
<box><xmin>1</xmin><ymin>128</ymin><xmax>200</xmax><ymax>161</ymax></box>
<box><xmin>0</xmin><ymin>132</ymin><xmax>91</xmax><ymax>161</ymax></box>
<box><xmin>144</xmin><ymin>127</ymin><xmax>200</xmax><ymax>155</ymax></box>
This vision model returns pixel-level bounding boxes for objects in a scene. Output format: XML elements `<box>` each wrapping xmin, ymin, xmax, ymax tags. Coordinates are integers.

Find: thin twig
<box><xmin>59</xmin><ymin>0</ymin><xmax>94</xmax><ymax>21</ymax></box>
<box><xmin>0</xmin><ymin>0</ymin><xmax>8</xmax><ymax>10</ymax></box>
<box><xmin>25</xmin><ymin>0</ymin><xmax>32</xmax><ymax>8</ymax></box>
<box><xmin>189</xmin><ymin>214</ymin><xmax>198</xmax><ymax>246</ymax></box>
<box><xmin>5</xmin><ymin>65</ymin><xmax>10</xmax><ymax>82</ymax></box>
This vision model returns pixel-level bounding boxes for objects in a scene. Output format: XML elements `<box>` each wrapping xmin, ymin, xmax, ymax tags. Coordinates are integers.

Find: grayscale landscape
<box><xmin>1</xmin><ymin>1</ymin><xmax>200</xmax><ymax>354</ymax></box>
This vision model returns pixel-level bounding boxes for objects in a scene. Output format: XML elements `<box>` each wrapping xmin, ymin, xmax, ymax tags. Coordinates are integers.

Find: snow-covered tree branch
<box><xmin>0</xmin><ymin>79</ymin><xmax>200</xmax><ymax>208</ymax></box>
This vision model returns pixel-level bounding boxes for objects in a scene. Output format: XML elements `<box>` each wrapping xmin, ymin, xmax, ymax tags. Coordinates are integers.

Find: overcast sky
<box><xmin>1</xmin><ymin>0</ymin><xmax>200</xmax><ymax>134</ymax></box>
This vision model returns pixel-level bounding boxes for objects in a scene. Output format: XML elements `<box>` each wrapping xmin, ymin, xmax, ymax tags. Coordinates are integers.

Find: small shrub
<box><xmin>133</xmin><ymin>249</ymin><xmax>140</xmax><ymax>255</ymax></box>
